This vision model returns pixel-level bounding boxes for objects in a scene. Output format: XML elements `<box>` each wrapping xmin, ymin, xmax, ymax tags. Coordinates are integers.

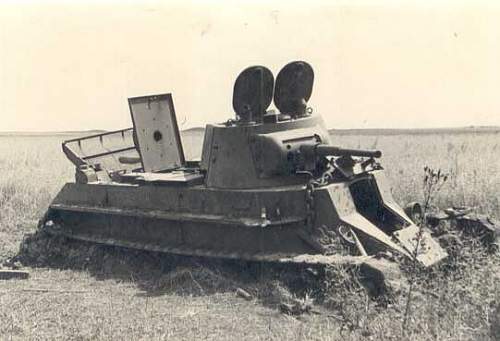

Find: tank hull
<box><xmin>42</xmin><ymin>182</ymin><xmax>319</xmax><ymax>261</ymax></box>
<box><xmin>40</xmin><ymin>171</ymin><xmax>447</xmax><ymax>267</ymax></box>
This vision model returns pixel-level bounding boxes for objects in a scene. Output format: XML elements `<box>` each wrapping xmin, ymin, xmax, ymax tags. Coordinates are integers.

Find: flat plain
<box><xmin>0</xmin><ymin>129</ymin><xmax>499</xmax><ymax>340</ymax></box>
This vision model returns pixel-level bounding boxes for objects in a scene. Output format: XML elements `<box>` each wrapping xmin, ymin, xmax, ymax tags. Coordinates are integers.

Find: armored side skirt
<box><xmin>41</xmin><ymin>183</ymin><xmax>317</xmax><ymax>261</ymax></box>
<box><xmin>40</xmin><ymin>173</ymin><xmax>448</xmax><ymax>267</ymax></box>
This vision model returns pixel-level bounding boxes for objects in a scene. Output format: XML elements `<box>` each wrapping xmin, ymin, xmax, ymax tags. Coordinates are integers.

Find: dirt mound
<box><xmin>11</xmin><ymin>230</ymin><xmax>396</xmax><ymax>321</ymax></box>
<box><xmin>17</xmin><ymin>231</ymin><xmax>170</xmax><ymax>277</ymax></box>
<box><xmin>146</xmin><ymin>267</ymin><xmax>235</xmax><ymax>295</ymax></box>
<box><xmin>13</xmin><ymin>231</ymin><xmax>329</xmax><ymax>305</ymax></box>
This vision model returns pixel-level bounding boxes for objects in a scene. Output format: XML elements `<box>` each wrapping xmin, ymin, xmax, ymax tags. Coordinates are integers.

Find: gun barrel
<box><xmin>301</xmin><ymin>144</ymin><xmax>382</xmax><ymax>158</ymax></box>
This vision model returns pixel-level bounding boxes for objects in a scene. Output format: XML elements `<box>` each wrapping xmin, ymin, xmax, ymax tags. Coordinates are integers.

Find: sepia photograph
<box><xmin>0</xmin><ymin>0</ymin><xmax>499</xmax><ymax>340</ymax></box>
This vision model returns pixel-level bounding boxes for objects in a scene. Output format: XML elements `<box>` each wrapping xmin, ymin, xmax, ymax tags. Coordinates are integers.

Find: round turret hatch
<box><xmin>274</xmin><ymin>61</ymin><xmax>314</xmax><ymax>117</ymax></box>
<box><xmin>232</xmin><ymin>66</ymin><xmax>274</xmax><ymax>123</ymax></box>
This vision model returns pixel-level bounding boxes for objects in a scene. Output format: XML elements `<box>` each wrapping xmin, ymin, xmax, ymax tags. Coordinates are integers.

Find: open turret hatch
<box><xmin>128</xmin><ymin>94</ymin><xmax>185</xmax><ymax>173</ymax></box>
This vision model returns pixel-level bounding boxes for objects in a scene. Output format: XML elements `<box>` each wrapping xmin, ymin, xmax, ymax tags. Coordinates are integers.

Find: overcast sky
<box><xmin>1</xmin><ymin>0</ymin><xmax>499</xmax><ymax>131</ymax></box>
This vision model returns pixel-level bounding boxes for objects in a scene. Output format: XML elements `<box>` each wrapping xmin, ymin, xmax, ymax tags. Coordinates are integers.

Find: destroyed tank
<box><xmin>39</xmin><ymin>61</ymin><xmax>447</xmax><ymax>268</ymax></box>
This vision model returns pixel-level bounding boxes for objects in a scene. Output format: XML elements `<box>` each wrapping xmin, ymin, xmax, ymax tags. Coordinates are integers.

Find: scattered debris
<box><xmin>405</xmin><ymin>203</ymin><xmax>500</xmax><ymax>251</ymax></box>
<box><xmin>21</xmin><ymin>288</ymin><xmax>88</xmax><ymax>293</ymax></box>
<box><xmin>0</xmin><ymin>269</ymin><xmax>29</xmax><ymax>280</ymax></box>
<box><xmin>2</xmin><ymin>257</ymin><xmax>23</xmax><ymax>270</ymax></box>
<box><xmin>279</xmin><ymin>295</ymin><xmax>314</xmax><ymax>316</ymax></box>
<box><xmin>0</xmin><ymin>288</ymin><xmax>88</xmax><ymax>294</ymax></box>
<box><xmin>236</xmin><ymin>288</ymin><xmax>253</xmax><ymax>301</ymax></box>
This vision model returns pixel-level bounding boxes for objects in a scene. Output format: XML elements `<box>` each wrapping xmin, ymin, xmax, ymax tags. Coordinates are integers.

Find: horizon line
<box><xmin>1</xmin><ymin>125</ymin><xmax>499</xmax><ymax>135</ymax></box>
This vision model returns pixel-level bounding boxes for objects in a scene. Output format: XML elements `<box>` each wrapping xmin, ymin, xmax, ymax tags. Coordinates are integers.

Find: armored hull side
<box><xmin>40</xmin><ymin>172</ymin><xmax>447</xmax><ymax>266</ymax></box>
<box><xmin>42</xmin><ymin>182</ymin><xmax>320</xmax><ymax>260</ymax></box>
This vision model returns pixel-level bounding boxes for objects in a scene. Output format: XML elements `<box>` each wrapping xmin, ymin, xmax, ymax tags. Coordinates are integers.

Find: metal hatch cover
<box><xmin>232</xmin><ymin>65</ymin><xmax>274</xmax><ymax>123</ymax></box>
<box><xmin>128</xmin><ymin>94</ymin><xmax>185</xmax><ymax>172</ymax></box>
<box><xmin>274</xmin><ymin>61</ymin><xmax>314</xmax><ymax>116</ymax></box>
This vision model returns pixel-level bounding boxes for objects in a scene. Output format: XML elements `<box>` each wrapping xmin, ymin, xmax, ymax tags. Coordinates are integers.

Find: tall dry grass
<box><xmin>0</xmin><ymin>135</ymin><xmax>75</xmax><ymax>258</ymax></box>
<box><xmin>330</xmin><ymin>132</ymin><xmax>500</xmax><ymax>218</ymax></box>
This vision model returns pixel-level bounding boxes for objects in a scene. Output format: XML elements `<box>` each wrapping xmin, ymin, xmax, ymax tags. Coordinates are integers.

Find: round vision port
<box><xmin>153</xmin><ymin>130</ymin><xmax>163</xmax><ymax>142</ymax></box>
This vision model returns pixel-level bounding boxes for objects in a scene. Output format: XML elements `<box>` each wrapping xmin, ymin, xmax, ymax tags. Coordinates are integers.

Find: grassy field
<box><xmin>0</xmin><ymin>130</ymin><xmax>499</xmax><ymax>340</ymax></box>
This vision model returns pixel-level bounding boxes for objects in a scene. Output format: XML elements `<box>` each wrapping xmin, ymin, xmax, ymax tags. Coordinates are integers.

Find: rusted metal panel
<box><xmin>393</xmin><ymin>225</ymin><xmax>448</xmax><ymax>267</ymax></box>
<box><xmin>128</xmin><ymin>94</ymin><xmax>185</xmax><ymax>172</ymax></box>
